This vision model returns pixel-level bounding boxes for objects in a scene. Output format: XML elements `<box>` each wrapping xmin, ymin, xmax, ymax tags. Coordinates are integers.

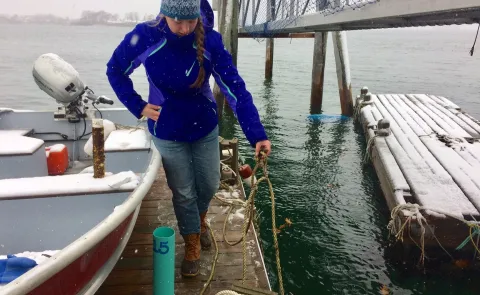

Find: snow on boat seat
<box><xmin>0</xmin><ymin>129</ymin><xmax>33</xmax><ymax>137</ymax></box>
<box><xmin>0</xmin><ymin>171</ymin><xmax>140</xmax><ymax>200</ymax></box>
<box><xmin>0</xmin><ymin>133</ymin><xmax>48</xmax><ymax>179</ymax></box>
<box><xmin>0</xmin><ymin>133</ymin><xmax>43</xmax><ymax>156</ymax></box>
<box><xmin>104</xmin><ymin>129</ymin><xmax>150</xmax><ymax>152</ymax></box>
<box><xmin>104</xmin><ymin>129</ymin><xmax>152</xmax><ymax>173</ymax></box>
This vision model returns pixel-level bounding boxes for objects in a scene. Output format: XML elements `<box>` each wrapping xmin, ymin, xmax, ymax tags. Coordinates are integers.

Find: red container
<box><xmin>239</xmin><ymin>164</ymin><xmax>253</xmax><ymax>179</ymax></box>
<box><xmin>45</xmin><ymin>144</ymin><xmax>69</xmax><ymax>175</ymax></box>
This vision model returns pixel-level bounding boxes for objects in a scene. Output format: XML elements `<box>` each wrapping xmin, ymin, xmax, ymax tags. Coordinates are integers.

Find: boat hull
<box><xmin>27</xmin><ymin>212</ymin><xmax>134</xmax><ymax>295</ymax></box>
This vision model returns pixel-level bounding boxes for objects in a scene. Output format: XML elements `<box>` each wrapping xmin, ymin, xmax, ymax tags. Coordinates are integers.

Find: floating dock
<box><xmin>356</xmin><ymin>89</ymin><xmax>480</xmax><ymax>252</ymax></box>
<box><xmin>96</xmin><ymin>141</ymin><xmax>273</xmax><ymax>294</ymax></box>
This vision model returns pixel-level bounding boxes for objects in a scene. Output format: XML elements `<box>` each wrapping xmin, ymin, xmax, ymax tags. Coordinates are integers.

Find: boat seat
<box><xmin>0</xmin><ymin>171</ymin><xmax>140</xmax><ymax>201</ymax></box>
<box><xmin>0</xmin><ymin>131</ymin><xmax>42</xmax><ymax>156</ymax></box>
<box><xmin>0</xmin><ymin>129</ymin><xmax>34</xmax><ymax>137</ymax></box>
<box><xmin>0</xmin><ymin>131</ymin><xmax>48</xmax><ymax>179</ymax></box>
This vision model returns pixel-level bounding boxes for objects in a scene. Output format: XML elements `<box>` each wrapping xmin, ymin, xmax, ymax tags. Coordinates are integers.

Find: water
<box><xmin>1</xmin><ymin>23</ymin><xmax>480</xmax><ymax>294</ymax></box>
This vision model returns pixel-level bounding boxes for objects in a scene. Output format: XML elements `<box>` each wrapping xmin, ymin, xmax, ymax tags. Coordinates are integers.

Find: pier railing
<box><xmin>234</xmin><ymin>0</ymin><xmax>480</xmax><ymax>35</ymax></box>
<box><xmin>234</xmin><ymin>0</ymin><xmax>378</xmax><ymax>39</ymax></box>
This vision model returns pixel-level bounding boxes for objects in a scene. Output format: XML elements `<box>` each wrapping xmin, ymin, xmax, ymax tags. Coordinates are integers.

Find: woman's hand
<box><xmin>255</xmin><ymin>140</ymin><xmax>272</xmax><ymax>158</ymax></box>
<box><xmin>141</xmin><ymin>103</ymin><xmax>161</xmax><ymax>121</ymax></box>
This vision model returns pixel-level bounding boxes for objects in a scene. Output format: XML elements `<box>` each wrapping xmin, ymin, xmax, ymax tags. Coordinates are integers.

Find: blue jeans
<box><xmin>152</xmin><ymin>125</ymin><xmax>220</xmax><ymax>236</ymax></box>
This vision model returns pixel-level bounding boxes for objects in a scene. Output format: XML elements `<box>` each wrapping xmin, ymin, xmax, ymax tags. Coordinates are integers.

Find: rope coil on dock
<box><xmin>201</xmin><ymin>150</ymin><xmax>287</xmax><ymax>295</ymax></box>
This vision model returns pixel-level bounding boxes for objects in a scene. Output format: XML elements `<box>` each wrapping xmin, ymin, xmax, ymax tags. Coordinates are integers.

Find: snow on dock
<box><xmin>357</xmin><ymin>89</ymin><xmax>480</xmax><ymax>250</ymax></box>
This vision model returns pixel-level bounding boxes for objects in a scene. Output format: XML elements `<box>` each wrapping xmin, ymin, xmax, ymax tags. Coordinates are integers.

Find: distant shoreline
<box><xmin>0</xmin><ymin>12</ymin><xmax>153</xmax><ymax>27</ymax></box>
<box><xmin>0</xmin><ymin>21</ymin><xmax>142</xmax><ymax>27</ymax></box>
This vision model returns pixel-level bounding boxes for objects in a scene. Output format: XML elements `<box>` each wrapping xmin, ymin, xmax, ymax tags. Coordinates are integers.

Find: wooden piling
<box><xmin>265</xmin><ymin>0</ymin><xmax>275</xmax><ymax>80</ymax></box>
<box><xmin>224</xmin><ymin>0</ymin><xmax>239</xmax><ymax>66</ymax></box>
<box><xmin>213</xmin><ymin>0</ymin><xmax>239</xmax><ymax>116</ymax></box>
<box><xmin>212</xmin><ymin>0</ymin><xmax>219</xmax><ymax>11</ymax></box>
<box><xmin>265</xmin><ymin>39</ymin><xmax>274</xmax><ymax>80</ymax></box>
<box><xmin>92</xmin><ymin>118</ymin><xmax>105</xmax><ymax>178</ymax></box>
<box><xmin>212</xmin><ymin>0</ymin><xmax>226</xmax><ymax>118</ymax></box>
<box><xmin>332</xmin><ymin>31</ymin><xmax>354</xmax><ymax>116</ymax></box>
<box><xmin>310</xmin><ymin>0</ymin><xmax>328</xmax><ymax>113</ymax></box>
<box><xmin>310</xmin><ymin>32</ymin><xmax>328</xmax><ymax>113</ymax></box>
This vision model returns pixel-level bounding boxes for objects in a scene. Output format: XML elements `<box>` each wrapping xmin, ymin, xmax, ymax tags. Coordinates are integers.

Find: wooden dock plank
<box><xmin>373</xmin><ymin>95</ymin><xmax>479</xmax><ymax>217</ymax></box>
<box><xmin>397</xmin><ymin>94</ymin><xmax>446</xmax><ymax>135</ymax></box>
<box><xmin>392</xmin><ymin>94</ymin><xmax>434</xmax><ymax>136</ymax></box>
<box><xmin>407</xmin><ymin>94</ymin><xmax>471</xmax><ymax>138</ymax></box>
<box><xmin>383</xmin><ymin>94</ymin><xmax>452</xmax><ymax>180</ymax></box>
<box><xmin>97</xmin><ymin>168</ymin><xmax>272</xmax><ymax>295</ymax></box>
<box><xmin>419</xmin><ymin>137</ymin><xmax>480</xmax><ymax>212</ymax></box>
<box><xmin>429</xmin><ymin>95</ymin><xmax>480</xmax><ymax>135</ymax></box>
<box><xmin>388</xmin><ymin>94</ymin><xmax>480</xmax><ymax>185</ymax></box>
<box><xmin>422</xmin><ymin>94</ymin><xmax>480</xmax><ymax>137</ymax></box>
<box><xmin>394</xmin><ymin>95</ymin><xmax>480</xmax><ymax>212</ymax></box>
<box><xmin>383</xmin><ymin>94</ymin><xmax>430</xmax><ymax>136</ymax></box>
<box><xmin>389</xmin><ymin>95</ymin><xmax>480</xmax><ymax>183</ymax></box>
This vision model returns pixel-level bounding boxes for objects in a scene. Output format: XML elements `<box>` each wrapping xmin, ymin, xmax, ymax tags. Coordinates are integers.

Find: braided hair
<box><xmin>190</xmin><ymin>17</ymin><xmax>205</xmax><ymax>88</ymax></box>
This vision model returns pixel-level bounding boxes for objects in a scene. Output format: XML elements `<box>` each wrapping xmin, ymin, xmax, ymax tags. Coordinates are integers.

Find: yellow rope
<box><xmin>353</xmin><ymin>99</ymin><xmax>369</xmax><ymax>121</ymax></box>
<box><xmin>200</xmin><ymin>221</ymin><xmax>219</xmax><ymax>295</ymax></box>
<box><xmin>469</xmin><ymin>225</ymin><xmax>480</xmax><ymax>255</ymax></box>
<box><xmin>363</xmin><ymin>134</ymin><xmax>377</xmax><ymax>165</ymax></box>
<box><xmin>201</xmin><ymin>150</ymin><xmax>287</xmax><ymax>295</ymax></box>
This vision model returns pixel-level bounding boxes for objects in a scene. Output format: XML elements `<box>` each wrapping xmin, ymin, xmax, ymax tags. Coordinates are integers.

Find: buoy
<box><xmin>239</xmin><ymin>164</ymin><xmax>257</xmax><ymax>188</ymax></box>
<box><xmin>239</xmin><ymin>164</ymin><xmax>252</xmax><ymax>179</ymax></box>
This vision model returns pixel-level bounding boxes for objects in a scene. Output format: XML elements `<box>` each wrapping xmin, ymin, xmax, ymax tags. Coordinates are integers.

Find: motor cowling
<box><xmin>32</xmin><ymin>53</ymin><xmax>85</xmax><ymax>105</ymax></box>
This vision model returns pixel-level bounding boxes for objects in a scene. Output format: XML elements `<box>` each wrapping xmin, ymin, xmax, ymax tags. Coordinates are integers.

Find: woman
<box><xmin>106</xmin><ymin>0</ymin><xmax>271</xmax><ymax>277</ymax></box>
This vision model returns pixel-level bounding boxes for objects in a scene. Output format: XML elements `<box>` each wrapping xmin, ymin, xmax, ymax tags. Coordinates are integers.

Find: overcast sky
<box><xmin>2</xmin><ymin>0</ymin><xmax>213</xmax><ymax>19</ymax></box>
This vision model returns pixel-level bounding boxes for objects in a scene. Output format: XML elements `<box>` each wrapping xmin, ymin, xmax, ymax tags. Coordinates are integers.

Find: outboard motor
<box><xmin>32</xmin><ymin>53</ymin><xmax>85</xmax><ymax>106</ymax></box>
<box><xmin>32</xmin><ymin>53</ymin><xmax>114</xmax><ymax>121</ymax></box>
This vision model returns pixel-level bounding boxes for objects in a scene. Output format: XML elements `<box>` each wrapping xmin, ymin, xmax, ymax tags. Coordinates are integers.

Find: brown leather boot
<box><xmin>200</xmin><ymin>211</ymin><xmax>211</xmax><ymax>250</ymax></box>
<box><xmin>181</xmin><ymin>233</ymin><xmax>200</xmax><ymax>277</ymax></box>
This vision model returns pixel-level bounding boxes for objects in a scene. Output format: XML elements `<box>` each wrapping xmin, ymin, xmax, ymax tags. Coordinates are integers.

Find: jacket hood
<box><xmin>200</xmin><ymin>0</ymin><xmax>215</xmax><ymax>32</ymax></box>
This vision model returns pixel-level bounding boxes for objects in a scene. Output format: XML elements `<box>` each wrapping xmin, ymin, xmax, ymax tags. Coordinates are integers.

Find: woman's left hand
<box><xmin>255</xmin><ymin>140</ymin><xmax>272</xmax><ymax>158</ymax></box>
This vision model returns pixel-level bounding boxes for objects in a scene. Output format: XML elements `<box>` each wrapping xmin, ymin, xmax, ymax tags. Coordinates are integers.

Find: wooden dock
<box><xmin>96</xmin><ymin>150</ymin><xmax>272</xmax><ymax>294</ymax></box>
<box><xmin>356</xmin><ymin>89</ymin><xmax>480</xmax><ymax>253</ymax></box>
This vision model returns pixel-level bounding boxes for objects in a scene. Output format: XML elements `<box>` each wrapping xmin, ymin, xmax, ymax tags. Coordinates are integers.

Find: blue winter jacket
<box><xmin>106</xmin><ymin>0</ymin><xmax>268</xmax><ymax>147</ymax></box>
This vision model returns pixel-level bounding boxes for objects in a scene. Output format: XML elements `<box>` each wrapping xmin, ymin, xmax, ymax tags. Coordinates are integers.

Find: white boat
<box><xmin>0</xmin><ymin>53</ymin><xmax>161</xmax><ymax>294</ymax></box>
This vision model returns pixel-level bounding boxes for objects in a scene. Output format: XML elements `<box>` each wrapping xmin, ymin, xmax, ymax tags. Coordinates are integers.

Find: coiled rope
<box><xmin>199</xmin><ymin>150</ymin><xmax>287</xmax><ymax>295</ymax></box>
